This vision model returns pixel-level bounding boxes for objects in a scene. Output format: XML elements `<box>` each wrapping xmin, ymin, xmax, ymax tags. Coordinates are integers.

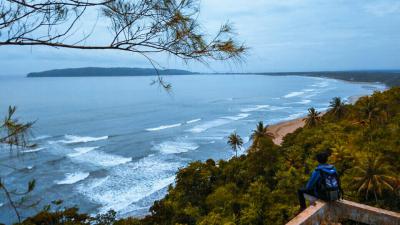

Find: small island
<box><xmin>27</xmin><ymin>67</ymin><xmax>196</xmax><ymax>77</ymax></box>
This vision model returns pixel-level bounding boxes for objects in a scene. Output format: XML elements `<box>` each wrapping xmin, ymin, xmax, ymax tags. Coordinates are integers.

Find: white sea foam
<box><xmin>194</xmin><ymin>136</ymin><xmax>224</xmax><ymax>141</ymax></box>
<box><xmin>222</xmin><ymin>113</ymin><xmax>250</xmax><ymax>121</ymax></box>
<box><xmin>284</xmin><ymin>91</ymin><xmax>305</xmax><ymax>98</ymax></box>
<box><xmin>146</xmin><ymin>123</ymin><xmax>182</xmax><ymax>131</ymax></box>
<box><xmin>27</xmin><ymin>166</ymin><xmax>34</xmax><ymax>170</ymax></box>
<box><xmin>73</xmin><ymin>151</ymin><xmax>132</xmax><ymax>167</ymax></box>
<box><xmin>56</xmin><ymin>172</ymin><xmax>90</xmax><ymax>185</ymax></box>
<box><xmin>286</xmin><ymin>113</ymin><xmax>305</xmax><ymax>120</ymax></box>
<box><xmin>188</xmin><ymin>113</ymin><xmax>249</xmax><ymax>133</ymax></box>
<box><xmin>57</xmin><ymin>135</ymin><xmax>108</xmax><ymax>144</ymax></box>
<box><xmin>21</xmin><ymin>147</ymin><xmax>45</xmax><ymax>153</ymax></box>
<box><xmin>297</xmin><ymin>99</ymin><xmax>312</xmax><ymax>104</ymax></box>
<box><xmin>240</xmin><ymin>105</ymin><xmax>270</xmax><ymax>112</ymax></box>
<box><xmin>77</xmin><ymin>155</ymin><xmax>182</xmax><ymax>214</ymax></box>
<box><xmin>152</xmin><ymin>141</ymin><xmax>199</xmax><ymax>154</ymax></box>
<box><xmin>32</xmin><ymin>135</ymin><xmax>51</xmax><ymax>141</ymax></box>
<box><xmin>312</xmin><ymin>81</ymin><xmax>329</xmax><ymax>88</ymax></box>
<box><xmin>186</xmin><ymin>118</ymin><xmax>201</xmax><ymax>124</ymax></box>
<box><xmin>189</xmin><ymin>119</ymin><xmax>230</xmax><ymax>133</ymax></box>
<box><xmin>268</xmin><ymin>106</ymin><xmax>292</xmax><ymax>111</ymax></box>
<box><xmin>68</xmin><ymin>146</ymin><xmax>100</xmax><ymax>157</ymax></box>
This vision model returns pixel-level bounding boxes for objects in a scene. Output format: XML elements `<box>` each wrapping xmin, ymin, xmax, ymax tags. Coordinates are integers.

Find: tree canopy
<box><xmin>0</xmin><ymin>0</ymin><xmax>246</xmax><ymax>64</ymax></box>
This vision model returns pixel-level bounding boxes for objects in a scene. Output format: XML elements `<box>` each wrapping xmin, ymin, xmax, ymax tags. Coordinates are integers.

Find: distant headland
<box><xmin>26</xmin><ymin>67</ymin><xmax>197</xmax><ymax>77</ymax></box>
<box><xmin>27</xmin><ymin>67</ymin><xmax>400</xmax><ymax>87</ymax></box>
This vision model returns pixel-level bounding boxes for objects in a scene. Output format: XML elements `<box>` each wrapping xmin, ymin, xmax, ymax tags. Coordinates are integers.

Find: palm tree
<box><xmin>250</xmin><ymin>121</ymin><xmax>274</xmax><ymax>141</ymax></box>
<box><xmin>303</xmin><ymin>107</ymin><xmax>321</xmax><ymax>128</ymax></box>
<box><xmin>329</xmin><ymin>97</ymin><xmax>346</xmax><ymax>119</ymax></box>
<box><xmin>249</xmin><ymin>121</ymin><xmax>274</xmax><ymax>152</ymax></box>
<box><xmin>353</xmin><ymin>156</ymin><xmax>399</xmax><ymax>202</ymax></box>
<box><xmin>359</xmin><ymin>97</ymin><xmax>380</xmax><ymax>124</ymax></box>
<box><xmin>227</xmin><ymin>132</ymin><xmax>243</xmax><ymax>157</ymax></box>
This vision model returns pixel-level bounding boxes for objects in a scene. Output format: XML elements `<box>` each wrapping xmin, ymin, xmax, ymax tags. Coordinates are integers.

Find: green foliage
<box><xmin>138</xmin><ymin>88</ymin><xmax>400</xmax><ymax>224</ymax></box>
<box><xmin>304</xmin><ymin>107</ymin><xmax>322</xmax><ymax>128</ymax></box>
<box><xmin>249</xmin><ymin>121</ymin><xmax>274</xmax><ymax>153</ymax></box>
<box><xmin>227</xmin><ymin>132</ymin><xmax>244</xmax><ymax>157</ymax></box>
<box><xmin>328</xmin><ymin>97</ymin><xmax>346</xmax><ymax>120</ymax></box>
<box><xmin>18</xmin><ymin>87</ymin><xmax>400</xmax><ymax>224</ymax></box>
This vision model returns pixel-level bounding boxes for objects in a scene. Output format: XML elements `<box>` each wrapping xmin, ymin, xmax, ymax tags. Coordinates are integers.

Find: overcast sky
<box><xmin>1</xmin><ymin>0</ymin><xmax>400</xmax><ymax>75</ymax></box>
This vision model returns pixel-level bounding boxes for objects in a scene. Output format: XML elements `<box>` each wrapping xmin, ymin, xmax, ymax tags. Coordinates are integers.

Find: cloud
<box><xmin>1</xmin><ymin>0</ymin><xmax>400</xmax><ymax>75</ymax></box>
<box><xmin>364</xmin><ymin>1</ymin><xmax>400</xmax><ymax>16</ymax></box>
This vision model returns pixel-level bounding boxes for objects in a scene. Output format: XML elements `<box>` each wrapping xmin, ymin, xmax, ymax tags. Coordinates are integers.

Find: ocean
<box><xmin>0</xmin><ymin>74</ymin><xmax>385</xmax><ymax>223</ymax></box>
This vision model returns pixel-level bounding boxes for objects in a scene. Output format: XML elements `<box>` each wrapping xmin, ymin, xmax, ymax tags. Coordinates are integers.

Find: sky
<box><xmin>1</xmin><ymin>0</ymin><xmax>400</xmax><ymax>75</ymax></box>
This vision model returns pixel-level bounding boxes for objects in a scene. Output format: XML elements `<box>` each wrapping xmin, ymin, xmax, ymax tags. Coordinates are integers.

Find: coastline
<box><xmin>268</xmin><ymin>93</ymin><xmax>366</xmax><ymax>146</ymax></box>
<box><xmin>269</xmin><ymin>118</ymin><xmax>305</xmax><ymax>145</ymax></box>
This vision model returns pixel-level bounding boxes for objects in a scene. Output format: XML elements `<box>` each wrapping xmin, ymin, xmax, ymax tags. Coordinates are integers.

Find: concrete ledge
<box><xmin>333</xmin><ymin>200</ymin><xmax>400</xmax><ymax>225</ymax></box>
<box><xmin>286</xmin><ymin>195</ymin><xmax>400</xmax><ymax>225</ymax></box>
<box><xmin>285</xmin><ymin>200</ymin><xmax>328</xmax><ymax>225</ymax></box>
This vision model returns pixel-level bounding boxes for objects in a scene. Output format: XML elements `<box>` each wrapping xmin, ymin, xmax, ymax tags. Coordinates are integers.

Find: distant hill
<box><xmin>27</xmin><ymin>67</ymin><xmax>197</xmax><ymax>77</ymax></box>
<box><xmin>255</xmin><ymin>70</ymin><xmax>400</xmax><ymax>87</ymax></box>
<box><xmin>27</xmin><ymin>68</ymin><xmax>400</xmax><ymax>88</ymax></box>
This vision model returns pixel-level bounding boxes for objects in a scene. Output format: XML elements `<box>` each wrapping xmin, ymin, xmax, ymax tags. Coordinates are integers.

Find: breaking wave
<box><xmin>152</xmin><ymin>141</ymin><xmax>199</xmax><ymax>154</ymax></box>
<box><xmin>68</xmin><ymin>147</ymin><xmax>100</xmax><ymax>157</ymax></box>
<box><xmin>297</xmin><ymin>99</ymin><xmax>312</xmax><ymax>104</ymax></box>
<box><xmin>188</xmin><ymin>113</ymin><xmax>250</xmax><ymax>133</ymax></box>
<box><xmin>56</xmin><ymin>135</ymin><xmax>108</xmax><ymax>144</ymax></box>
<box><xmin>286</xmin><ymin>113</ymin><xmax>305</xmax><ymax>120</ymax></box>
<box><xmin>186</xmin><ymin>118</ymin><xmax>201</xmax><ymax>124</ymax></box>
<box><xmin>21</xmin><ymin>147</ymin><xmax>45</xmax><ymax>153</ymax></box>
<box><xmin>56</xmin><ymin>172</ymin><xmax>90</xmax><ymax>185</ymax></box>
<box><xmin>221</xmin><ymin>113</ymin><xmax>250</xmax><ymax>121</ymax></box>
<box><xmin>284</xmin><ymin>91</ymin><xmax>305</xmax><ymax>98</ymax></box>
<box><xmin>146</xmin><ymin>123</ymin><xmax>182</xmax><ymax>131</ymax></box>
<box><xmin>240</xmin><ymin>105</ymin><xmax>270</xmax><ymax>112</ymax></box>
<box><xmin>72</xmin><ymin>150</ymin><xmax>132</xmax><ymax>167</ymax></box>
<box><xmin>77</xmin><ymin>155</ymin><xmax>182</xmax><ymax>215</ymax></box>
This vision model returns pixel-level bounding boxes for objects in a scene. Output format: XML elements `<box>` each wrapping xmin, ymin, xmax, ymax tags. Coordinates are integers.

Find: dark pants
<box><xmin>297</xmin><ymin>188</ymin><xmax>314</xmax><ymax>210</ymax></box>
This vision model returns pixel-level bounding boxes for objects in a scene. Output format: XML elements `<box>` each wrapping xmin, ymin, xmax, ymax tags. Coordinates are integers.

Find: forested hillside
<box><xmin>19</xmin><ymin>88</ymin><xmax>400</xmax><ymax>224</ymax></box>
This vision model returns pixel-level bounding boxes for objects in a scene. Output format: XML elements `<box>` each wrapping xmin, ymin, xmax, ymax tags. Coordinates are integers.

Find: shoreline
<box><xmin>269</xmin><ymin>118</ymin><xmax>305</xmax><ymax>145</ymax></box>
<box><xmin>268</xmin><ymin>93</ymin><xmax>365</xmax><ymax>145</ymax></box>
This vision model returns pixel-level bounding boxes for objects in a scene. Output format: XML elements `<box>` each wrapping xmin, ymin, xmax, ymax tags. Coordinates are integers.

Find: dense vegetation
<box><xmin>7</xmin><ymin>87</ymin><xmax>400</xmax><ymax>224</ymax></box>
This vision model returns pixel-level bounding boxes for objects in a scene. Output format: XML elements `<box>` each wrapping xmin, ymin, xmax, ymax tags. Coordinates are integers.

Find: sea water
<box><xmin>0</xmin><ymin>74</ymin><xmax>385</xmax><ymax>223</ymax></box>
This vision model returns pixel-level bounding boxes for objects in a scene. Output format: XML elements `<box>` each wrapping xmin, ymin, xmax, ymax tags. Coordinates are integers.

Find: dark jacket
<box><xmin>306</xmin><ymin>164</ymin><xmax>337</xmax><ymax>195</ymax></box>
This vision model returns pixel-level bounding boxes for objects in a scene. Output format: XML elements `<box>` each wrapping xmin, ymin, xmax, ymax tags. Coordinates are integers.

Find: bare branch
<box><xmin>0</xmin><ymin>0</ymin><xmax>247</xmax><ymax>65</ymax></box>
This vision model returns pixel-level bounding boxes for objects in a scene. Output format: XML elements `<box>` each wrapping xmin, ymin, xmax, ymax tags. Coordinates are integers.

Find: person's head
<box><xmin>316</xmin><ymin>152</ymin><xmax>329</xmax><ymax>164</ymax></box>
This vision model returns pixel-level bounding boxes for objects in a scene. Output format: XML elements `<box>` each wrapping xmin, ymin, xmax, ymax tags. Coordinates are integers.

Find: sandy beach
<box><xmin>269</xmin><ymin>118</ymin><xmax>305</xmax><ymax>145</ymax></box>
<box><xmin>268</xmin><ymin>94</ymin><xmax>364</xmax><ymax>146</ymax></box>
<box><xmin>270</xmin><ymin>110</ymin><xmax>332</xmax><ymax>145</ymax></box>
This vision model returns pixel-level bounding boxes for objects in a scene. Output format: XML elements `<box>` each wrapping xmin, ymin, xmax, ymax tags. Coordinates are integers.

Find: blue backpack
<box><xmin>316</xmin><ymin>169</ymin><xmax>341</xmax><ymax>201</ymax></box>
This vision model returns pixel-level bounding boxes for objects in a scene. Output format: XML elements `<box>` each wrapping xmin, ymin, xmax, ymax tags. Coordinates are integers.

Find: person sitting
<box><xmin>297</xmin><ymin>151</ymin><xmax>341</xmax><ymax>211</ymax></box>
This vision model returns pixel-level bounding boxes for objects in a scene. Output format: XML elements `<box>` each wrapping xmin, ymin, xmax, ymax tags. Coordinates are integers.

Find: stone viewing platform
<box><xmin>286</xmin><ymin>194</ymin><xmax>400</xmax><ymax>225</ymax></box>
